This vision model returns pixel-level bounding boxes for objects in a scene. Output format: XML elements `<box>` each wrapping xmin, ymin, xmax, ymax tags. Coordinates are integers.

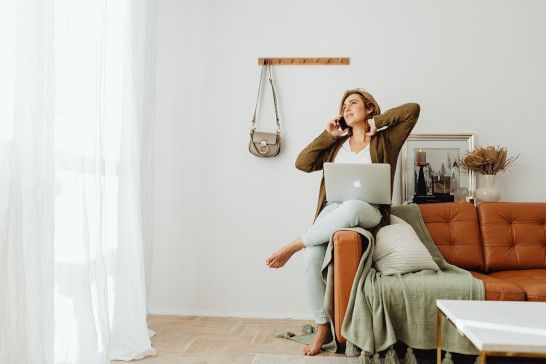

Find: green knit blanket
<box><xmin>282</xmin><ymin>204</ymin><xmax>484</xmax><ymax>359</ymax></box>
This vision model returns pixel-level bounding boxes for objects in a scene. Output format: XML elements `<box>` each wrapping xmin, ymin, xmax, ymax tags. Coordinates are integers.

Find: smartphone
<box><xmin>338</xmin><ymin>117</ymin><xmax>348</xmax><ymax>130</ymax></box>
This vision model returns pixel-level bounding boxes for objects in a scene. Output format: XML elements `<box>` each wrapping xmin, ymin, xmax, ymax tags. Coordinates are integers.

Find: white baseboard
<box><xmin>147</xmin><ymin>307</ymin><xmax>313</xmax><ymax>320</ymax></box>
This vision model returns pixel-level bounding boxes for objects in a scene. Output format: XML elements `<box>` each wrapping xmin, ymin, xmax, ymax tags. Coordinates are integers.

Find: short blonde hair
<box><xmin>339</xmin><ymin>88</ymin><xmax>381</xmax><ymax>118</ymax></box>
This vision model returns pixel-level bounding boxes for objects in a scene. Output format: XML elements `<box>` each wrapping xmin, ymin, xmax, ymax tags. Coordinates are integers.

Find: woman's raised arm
<box><xmin>374</xmin><ymin>103</ymin><xmax>420</xmax><ymax>150</ymax></box>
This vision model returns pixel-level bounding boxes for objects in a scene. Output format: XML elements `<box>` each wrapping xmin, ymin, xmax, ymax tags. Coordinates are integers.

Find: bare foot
<box><xmin>265</xmin><ymin>239</ymin><xmax>305</xmax><ymax>268</ymax></box>
<box><xmin>302</xmin><ymin>323</ymin><xmax>332</xmax><ymax>356</ymax></box>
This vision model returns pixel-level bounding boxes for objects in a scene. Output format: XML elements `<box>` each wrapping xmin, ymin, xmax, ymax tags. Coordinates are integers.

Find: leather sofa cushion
<box><xmin>419</xmin><ymin>203</ymin><xmax>484</xmax><ymax>271</ymax></box>
<box><xmin>469</xmin><ymin>271</ymin><xmax>525</xmax><ymax>301</ymax></box>
<box><xmin>489</xmin><ymin>270</ymin><xmax>546</xmax><ymax>302</ymax></box>
<box><xmin>478</xmin><ymin>203</ymin><xmax>546</xmax><ymax>272</ymax></box>
<box><xmin>333</xmin><ymin>231</ymin><xmax>363</xmax><ymax>344</ymax></box>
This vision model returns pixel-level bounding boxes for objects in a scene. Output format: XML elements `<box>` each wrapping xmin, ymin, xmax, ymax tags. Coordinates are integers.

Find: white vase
<box><xmin>474</xmin><ymin>174</ymin><xmax>501</xmax><ymax>202</ymax></box>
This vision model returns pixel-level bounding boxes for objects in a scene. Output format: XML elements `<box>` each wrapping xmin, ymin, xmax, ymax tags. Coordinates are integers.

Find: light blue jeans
<box><xmin>301</xmin><ymin>200</ymin><xmax>381</xmax><ymax>324</ymax></box>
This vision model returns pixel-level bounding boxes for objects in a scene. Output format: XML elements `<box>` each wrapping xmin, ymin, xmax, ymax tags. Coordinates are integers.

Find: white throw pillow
<box><xmin>372</xmin><ymin>215</ymin><xmax>440</xmax><ymax>275</ymax></box>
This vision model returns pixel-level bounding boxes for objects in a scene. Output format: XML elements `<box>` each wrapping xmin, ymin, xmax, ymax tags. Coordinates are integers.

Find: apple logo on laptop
<box><xmin>353</xmin><ymin>179</ymin><xmax>362</xmax><ymax>188</ymax></box>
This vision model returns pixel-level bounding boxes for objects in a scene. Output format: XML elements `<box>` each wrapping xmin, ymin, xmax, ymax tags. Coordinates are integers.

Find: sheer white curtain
<box><xmin>0</xmin><ymin>1</ymin><xmax>55</xmax><ymax>363</ymax></box>
<box><xmin>1</xmin><ymin>0</ymin><xmax>156</xmax><ymax>363</ymax></box>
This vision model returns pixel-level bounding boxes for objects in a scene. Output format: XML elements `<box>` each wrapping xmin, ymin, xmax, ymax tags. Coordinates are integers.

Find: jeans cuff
<box><xmin>314</xmin><ymin>317</ymin><xmax>330</xmax><ymax>325</ymax></box>
<box><xmin>301</xmin><ymin>234</ymin><xmax>311</xmax><ymax>247</ymax></box>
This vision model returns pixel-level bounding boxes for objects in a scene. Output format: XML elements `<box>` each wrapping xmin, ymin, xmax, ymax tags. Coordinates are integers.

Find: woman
<box><xmin>265</xmin><ymin>89</ymin><xmax>420</xmax><ymax>356</ymax></box>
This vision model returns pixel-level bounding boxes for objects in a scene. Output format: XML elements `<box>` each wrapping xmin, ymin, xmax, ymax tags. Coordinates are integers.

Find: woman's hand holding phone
<box><xmin>325</xmin><ymin>115</ymin><xmax>349</xmax><ymax>137</ymax></box>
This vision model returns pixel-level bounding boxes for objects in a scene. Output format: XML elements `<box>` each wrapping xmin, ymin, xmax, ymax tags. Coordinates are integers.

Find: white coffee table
<box><xmin>436</xmin><ymin>300</ymin><xmax>546</xmax><ymax>364</ymax></box>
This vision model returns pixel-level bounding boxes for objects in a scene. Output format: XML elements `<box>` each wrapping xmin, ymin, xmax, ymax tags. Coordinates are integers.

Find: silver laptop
<box><xmin>323</xmin><ymin>163</ymin><xmax>391</xmax><ymax>204</ymax></box>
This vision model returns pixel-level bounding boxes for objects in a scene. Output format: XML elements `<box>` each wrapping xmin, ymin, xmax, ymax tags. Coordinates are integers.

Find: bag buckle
<box><xmin>258</xmin><ymin>140</ymin><xmax>269</xmax><ymax>154</ymax></box>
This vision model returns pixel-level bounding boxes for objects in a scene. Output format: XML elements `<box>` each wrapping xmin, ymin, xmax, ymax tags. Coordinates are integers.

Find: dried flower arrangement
<box><xmin>460</xmin><ymin>146</ymin><xmax>518</xmax><ymax>175</ymax></box>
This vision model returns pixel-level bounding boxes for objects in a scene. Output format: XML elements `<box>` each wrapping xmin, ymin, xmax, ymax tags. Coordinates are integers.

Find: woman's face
<box><xmin>342</xmin><ymin>94</ymin><xmax>368</xmax><ymax>126</ymax></box>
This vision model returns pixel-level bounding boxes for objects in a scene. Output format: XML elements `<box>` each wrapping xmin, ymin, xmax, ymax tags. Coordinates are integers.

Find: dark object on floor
<box><xmin>412</xmin><ymin>194</ymin><xmax>454</xmax><ymax>204</ymax></box>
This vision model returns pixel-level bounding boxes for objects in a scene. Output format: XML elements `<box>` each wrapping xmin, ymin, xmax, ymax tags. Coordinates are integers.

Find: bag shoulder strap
<box><xmin>250</xmin><ymin>62</ymin><xmax>281</xmax><ymax>136</ymax></box>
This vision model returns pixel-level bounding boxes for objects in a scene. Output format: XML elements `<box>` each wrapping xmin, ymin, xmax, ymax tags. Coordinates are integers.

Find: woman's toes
<box><xmin>266</xmin><ymin>244</ymin><xmax>300</xmax><ymax>269</ymax></box>
<box><xmin>306</xmin><ymin>345</ymin><xmax>320</xmax><ymax>356</ymax></box>
<box><xmin>265</xmin><ymin>253</ymin><xmax>278</xmax><ymax>267</ymax></box>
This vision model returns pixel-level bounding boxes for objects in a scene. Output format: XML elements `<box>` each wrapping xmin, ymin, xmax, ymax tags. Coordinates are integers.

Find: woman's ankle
<box><xmin>316</xmin><ymin>323</ymin><xmax>331</xmax><ymax>333</ymax></box>
<box><xmin>289</xmin><ymin>240</ymin><xmax>305</xmax><ymax>252</ymax></box>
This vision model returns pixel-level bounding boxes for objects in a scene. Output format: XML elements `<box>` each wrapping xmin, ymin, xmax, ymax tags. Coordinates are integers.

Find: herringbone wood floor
<box><xmin>111</xmin><ymin>315</ymin><xmax>342</xmax><ymax>364</ymax></box>
<box><xmin>111</xmin><ymin>315</ymin><xmax>546</xmax><ymax>364</ymax></box>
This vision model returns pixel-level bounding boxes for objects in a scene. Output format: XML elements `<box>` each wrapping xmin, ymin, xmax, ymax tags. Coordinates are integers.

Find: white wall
<box><xmin>148</xmin><ymin>0</ymin><xmax>546</xmax><ymax>319</ymax></box>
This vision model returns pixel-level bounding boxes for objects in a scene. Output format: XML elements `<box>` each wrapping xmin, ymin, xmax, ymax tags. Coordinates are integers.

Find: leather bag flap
<box><xmin>252</xmin><ymin>132</ymin><xmax>277</xmax><ymax>145</ymax></box>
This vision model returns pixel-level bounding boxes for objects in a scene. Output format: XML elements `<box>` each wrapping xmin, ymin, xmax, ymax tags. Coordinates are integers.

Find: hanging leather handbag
<box><xmin>249</xmin><ymin>62</ymin><xmax>282</xmax><ymax>158</ymax></box>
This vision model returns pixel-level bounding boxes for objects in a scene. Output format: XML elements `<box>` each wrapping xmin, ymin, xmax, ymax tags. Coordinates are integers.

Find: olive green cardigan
<box><xmin>295</xmin><ymin>103</ymin><xmax>420</xmax><ymax>230</ymax></box>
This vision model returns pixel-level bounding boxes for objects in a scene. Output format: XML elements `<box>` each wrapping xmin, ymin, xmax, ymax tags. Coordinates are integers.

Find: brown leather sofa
<box><xmin>332</xmin><ymin>202</ymin><xmax>546</xmax><ymax>343</ymax></box>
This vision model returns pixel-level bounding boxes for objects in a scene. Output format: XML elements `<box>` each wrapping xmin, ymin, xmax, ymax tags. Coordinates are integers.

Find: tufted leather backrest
<box><xmin>478</xmin><ymin>202</ymin><xmax>546</xmax><ymax>272</ymax></box>
<box><xmin>418</xmin><ymin>202</ymin><xmax>484</xmax><ymax>271</ymax></box>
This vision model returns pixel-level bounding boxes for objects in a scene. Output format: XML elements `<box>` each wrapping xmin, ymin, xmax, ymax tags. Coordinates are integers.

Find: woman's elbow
<box><xmin>295</xmin><ymin>155</ymin><xmax>316</xmax><ymax>172</ymax></box>
<box><xmin>409</xmin><ymin>103</ymin><xmax>420</xmax><ymax>120</ymax></box>
<box><xmin>295</xmin><ymin>158</ymin><xmax>310</xmax><ymax>172</ymax></box>
<box><xmin>401</xmin><ymin>103</ymin><xmax>420</xmax><ymax>127</ymax></box>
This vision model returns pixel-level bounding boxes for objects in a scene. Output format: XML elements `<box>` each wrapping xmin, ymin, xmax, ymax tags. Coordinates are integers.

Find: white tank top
<box><xmin>334</xmin><ymin>138</ymin><xmax>372</xmax><ymax>164</ymax></box>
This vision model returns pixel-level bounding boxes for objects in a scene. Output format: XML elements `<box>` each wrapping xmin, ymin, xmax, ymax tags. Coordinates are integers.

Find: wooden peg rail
<box><xmin>258</xmin><ymin>57</ymin><xmax>349</xmax><ymax>65</ymax></box>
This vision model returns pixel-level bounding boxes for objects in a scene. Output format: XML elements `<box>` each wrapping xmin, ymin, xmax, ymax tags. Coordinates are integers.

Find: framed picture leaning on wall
<box><xmin>400</xmin><ymin>134</ymin><xmax>475</xmax><ymax>204</ymax></box>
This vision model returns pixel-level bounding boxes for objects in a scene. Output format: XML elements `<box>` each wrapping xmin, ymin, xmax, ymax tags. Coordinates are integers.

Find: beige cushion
<box><xmin>373</xmin><ymin>215</ymin><xmax>440</xmax><ymax>275</ymax></box>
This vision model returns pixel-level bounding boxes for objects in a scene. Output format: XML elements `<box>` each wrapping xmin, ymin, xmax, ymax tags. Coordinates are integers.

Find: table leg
<box><xmin>437</xmin><ymin>309</ymin><xmax>442</xmax><ymax>364</ymax></box>
<box><xmin>480</xmin><ymin>352</ymin><xmax>486</xmax><ymax>364</ymax></box>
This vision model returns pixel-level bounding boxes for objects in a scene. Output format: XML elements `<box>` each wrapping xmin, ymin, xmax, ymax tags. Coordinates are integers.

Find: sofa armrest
<box><xmin>333</xmin><ymin>231</ymin><xmax>364</xmax><ymax>344</ymax></box>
